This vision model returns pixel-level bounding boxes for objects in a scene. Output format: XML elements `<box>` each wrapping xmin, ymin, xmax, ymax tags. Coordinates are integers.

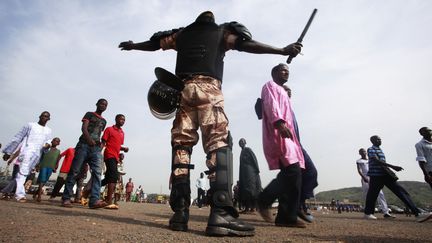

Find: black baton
<box><xmin>287</xmin><ymin>8</ymin><xmax>318</xmax><ymax>64</ymax></box>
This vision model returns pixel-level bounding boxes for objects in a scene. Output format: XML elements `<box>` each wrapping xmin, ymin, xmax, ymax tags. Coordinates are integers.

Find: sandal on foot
<box><xmin>16</xmin><ymin>197</ymin><xmax>27</xmax><ymax>203</ymax></box>
<box><xmin>104</xmin><ymin>204</ymin><xmax>119</xmax><ymax>210</ymax></box>
<box><xmin>61</xmin><ymin>200</ymin><xmax>73</xmax><ymax>208</ymax></box>
<box><xmin>89</xmin><ymin>200</ymin><xmax>108</xmax><ymax>209</ymax></box>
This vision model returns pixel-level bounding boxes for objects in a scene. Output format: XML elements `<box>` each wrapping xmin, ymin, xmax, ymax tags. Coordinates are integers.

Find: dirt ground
<box><xmin>0</xmin><ymin>196</ymin><xmax>431</xmax><ymax>243</ymax></box>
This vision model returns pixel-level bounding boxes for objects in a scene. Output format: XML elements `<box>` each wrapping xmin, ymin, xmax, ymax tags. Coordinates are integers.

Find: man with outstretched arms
<box><xmin>119</xmin><ymin>11</ymin><xmax>301</xmax><ymax>237</ymax></box>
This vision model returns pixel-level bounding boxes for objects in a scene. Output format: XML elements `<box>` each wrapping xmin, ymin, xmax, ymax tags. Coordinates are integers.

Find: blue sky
<box><xmin>1</xmin><ymin>0</ymin><xmax>431</xmax><ymax>197</ymax></box>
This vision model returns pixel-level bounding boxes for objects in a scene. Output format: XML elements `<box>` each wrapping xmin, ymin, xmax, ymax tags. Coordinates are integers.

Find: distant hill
<box><xmin>315</xmin><ymin>181</ymin><xmax>432</xmax><ymax>209</ymax></box>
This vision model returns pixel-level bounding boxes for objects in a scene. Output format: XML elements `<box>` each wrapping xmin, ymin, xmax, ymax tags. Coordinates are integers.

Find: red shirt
<box><xmin>102</xmin><ymin>125</ymin><xmax>124</xmax><ymax>161</ymax></box>
<box><xmin>126</xmin><ymin>182</ymin><xmax>134</xmax><ymax>193</ymax></box>
<box><xmin>59</xmin><ymin>148</ymin><xmax>75</xmax><ymax>173</ymax></box>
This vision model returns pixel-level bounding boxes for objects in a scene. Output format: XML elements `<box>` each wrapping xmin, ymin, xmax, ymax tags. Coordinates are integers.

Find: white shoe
<box><xmin>416</xmin><ymin>212</ymin><xmax>432</xmax><ymax>223</ymax></box>
<box><xmin>16</xmin><ymin>197</ymin><xmax>27</xmax><ymax>203</ymax></box>
<box><xmin>364</xmin><ymin>214</ymin><xmax>377</xmax><ymax>220</ymax></box>
<box><xmin>383</xmin><ymin>213</ymin><xmax>396</xmax><ymax>219</ymax></box>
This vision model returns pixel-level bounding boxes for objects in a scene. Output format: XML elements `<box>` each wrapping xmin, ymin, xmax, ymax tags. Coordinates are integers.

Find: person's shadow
<box><xmin>20</xmin><ymin>202</ymin><xmax>206</xmax><ymax>236</ymax></box>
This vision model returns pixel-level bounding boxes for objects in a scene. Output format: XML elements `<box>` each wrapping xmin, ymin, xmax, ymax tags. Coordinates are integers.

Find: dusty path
<box><xmin>0</xmin><ymin>197</ymin><xmax>431</xmax><ymax>242</ymax></box>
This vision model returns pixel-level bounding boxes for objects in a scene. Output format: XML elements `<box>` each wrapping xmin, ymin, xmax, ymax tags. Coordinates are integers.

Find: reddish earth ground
<box><xmin>0</xmin><ymin>196</ymin><xmax>431</xmax><ymax>243</ymax></box>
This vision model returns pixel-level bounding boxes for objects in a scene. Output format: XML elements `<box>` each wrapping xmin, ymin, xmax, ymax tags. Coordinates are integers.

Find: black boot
<box><xmin>206</xmin><ymin>207</ymin><xmax>255</xmax><ymax>236</ymax></box>
<box><xmin>169</xmin><ymin>182</ymin><xmax>190</xmax><ymax>232</ymax></box>
<box><xmin>169</xmin><ymin>146</ymin><xmax>195</xmax><ymax>232</ymax></box>
<box><xmin>205</xmin><ymin>147</ymin><xmax>255</xmax><ymax>236</ymax></box>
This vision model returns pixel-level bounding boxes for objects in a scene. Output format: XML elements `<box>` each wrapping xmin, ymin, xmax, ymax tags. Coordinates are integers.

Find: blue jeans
<box><xmin>62</xmin><ymin>142</ymin><xmax>102</xmax><ymax>206</ymax></box>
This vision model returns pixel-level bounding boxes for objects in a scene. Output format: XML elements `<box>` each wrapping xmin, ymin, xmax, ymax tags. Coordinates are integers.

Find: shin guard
<box><xmin>208</xmin><ymin>147</ymin><xmax>238</xmax><ymax>218</ymax></box>
<box><xmin>169</xmin><ymin>146</ymin><xmax>193</xmax><ymax>231</ymax></box>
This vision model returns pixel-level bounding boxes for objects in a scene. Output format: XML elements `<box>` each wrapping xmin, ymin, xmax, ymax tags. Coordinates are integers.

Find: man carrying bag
<box><xmin>363</xmin><ymin>135</ymin><xmax>432</xmax><ymax>222</ymax></box>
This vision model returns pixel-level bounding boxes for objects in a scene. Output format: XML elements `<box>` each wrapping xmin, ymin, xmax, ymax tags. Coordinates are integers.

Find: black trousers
<box><xmin>428</xmin><ymin>172</ymin><xmax>432</xmax><ymax>190</ymax></box>
<box><xmin>197</xmin><ymin>188</ymin><xmax>205</xmax><ymax>208</ymax></box>
<box><xmin>259</xmin><ymin>163</ymin><xmax>302</xmax><ymax>223</ymax></box>
<box><xmin>51</xmin><ymin>176</ymin><xmax>66</xmax><ymax>198</ymax></box>
<box><xmin>101</xmin><ymin>158</ymin><xmax>119</xmax><ymax>186</ymax></box>
<box><xmin>365</xmin><ymin>175</ymin><xmax>420</xmax><ymax>215</ymax></box>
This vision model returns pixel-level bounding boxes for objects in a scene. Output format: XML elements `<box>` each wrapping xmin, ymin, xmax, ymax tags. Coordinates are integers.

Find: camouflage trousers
<box><xmin>171</xmin><ymin>75</ymin><xmax>229</xmax><ymax>180</ymax></box>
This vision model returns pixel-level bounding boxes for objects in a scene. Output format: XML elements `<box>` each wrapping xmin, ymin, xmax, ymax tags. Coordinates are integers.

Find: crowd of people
<box><xmin>1</xmin><ymin>10</ymin><xmax>431</xmax><ymax>239</ymax></box>
<box><xmin>1</xmin><ymin>99</ymin><xmax>133</xmax><ymax>210</ymax></box>
<box><xmin>356</xmin><ymin>132</ymin><xmax>432</xmax><ymax>222</ymax></box>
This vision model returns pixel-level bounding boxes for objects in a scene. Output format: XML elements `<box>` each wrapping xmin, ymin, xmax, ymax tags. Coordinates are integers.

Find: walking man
<box><xmin>258</xmin><ymin>64</ymin><xmax>305</xmax><ymax>228</ymax></box>
<box><xmin>284</xmin><ymin>85</ymin><xmax>318</xmax><ymax>223</ymax></box>
<box><xmin>35</xmin><ymin>137</ymin><xmax>61</xmax><ymax>202</ymax></box>
<box><xmin>50</xmin><ymin>147</ymin><xmax>75</xmax><ymax>199</ymax></box>
<box><xmin>356</xmin><ymin>148</ymin><xmax>394</xmax><ymax>218</ymax></box>
<box><xmin>61</xmin><ymin>99</ymin><xmax>108</xmax><ymax>209</ymax></box>
<box><xmin>2</xmin><ymin>111</ymin><xmax>52</xmax><ymax>202</ymax></box>
<box><xmin>125</xmin><ymin>178</ymin><xmax>134</xmax><ymax>202</ymax></box>
<box><xmin>119</xmin><ymin>11</ymin><xmax>301</xmax><ymax>236</ymax></box>
<box><xmin>364</xmin><ymin>135</ymin><xmax>432</xmax><ymax>222</ymax></box>
<box><xmin>101</xmin><ymin>114</ymin><xmax>129</xmax><ymax>209</ymax></box>
<box><xmin>196</xmin><ymin>172</ymin><xmax>207</xmax><ymax>208</ymax></box>
<box><xmin>415</xmin><ymin>127</ymin><xmax>432</xmax><ymax>189</ymax></box>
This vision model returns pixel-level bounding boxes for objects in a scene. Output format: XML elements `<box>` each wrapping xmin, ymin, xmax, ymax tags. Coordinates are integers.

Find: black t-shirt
<box><xmin>78</xmin><ymin>112</ymin><xmax>107</xmax><ymax>145</ymax></box>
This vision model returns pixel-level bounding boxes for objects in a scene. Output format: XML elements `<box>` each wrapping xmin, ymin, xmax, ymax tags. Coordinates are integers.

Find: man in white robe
<box><xmin>2</xmin><ymin>111</ymin><xmax>52</xmax><ymax>201</ymax></box>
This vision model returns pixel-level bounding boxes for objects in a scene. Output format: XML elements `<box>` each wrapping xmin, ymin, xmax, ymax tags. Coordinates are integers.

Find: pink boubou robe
<box><xmin>261</xmin><ymin>80</ymin><xmax>305</xmax><ymax>171</ymax></box>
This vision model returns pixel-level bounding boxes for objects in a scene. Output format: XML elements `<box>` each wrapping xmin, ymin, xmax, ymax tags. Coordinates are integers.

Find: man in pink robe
<box><xmin>258</xmin><ymin>63</ymin><xmax>306</xmax><ymax>228</ymax></box>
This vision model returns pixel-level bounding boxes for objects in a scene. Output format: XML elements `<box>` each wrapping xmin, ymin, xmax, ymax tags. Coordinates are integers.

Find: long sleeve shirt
<box><xmin>2</xmin><ymin>122</ymin><xmax>52</xmax><ymax>156</ymax></box>
<box><xmin>261</xmin><ymin>80</ymin><xmax>304</xmax><ymax>170</ymax></box>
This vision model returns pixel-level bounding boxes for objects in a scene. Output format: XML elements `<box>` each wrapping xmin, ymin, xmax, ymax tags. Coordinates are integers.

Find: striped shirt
<box><xmin>367</xmin><ymin>146</ymin><xmax>386</xmax><ymax>176</ymax></box>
